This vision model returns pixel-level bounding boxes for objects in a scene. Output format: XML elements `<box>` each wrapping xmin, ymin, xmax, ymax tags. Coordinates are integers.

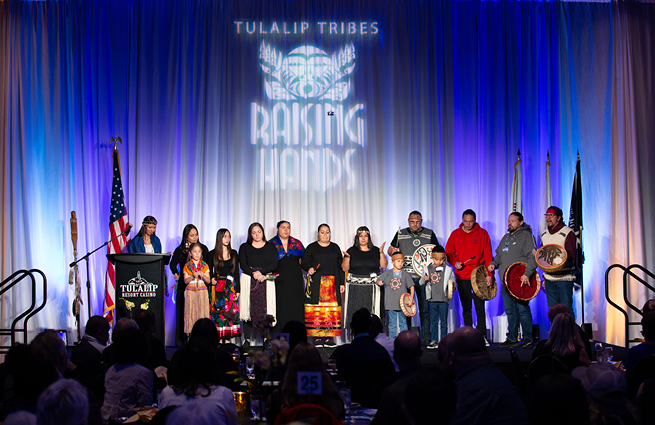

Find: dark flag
<box><xmin>569</xmin><ymin>154</ymin><xmax>584</xmax><ymax>291</ymax></box>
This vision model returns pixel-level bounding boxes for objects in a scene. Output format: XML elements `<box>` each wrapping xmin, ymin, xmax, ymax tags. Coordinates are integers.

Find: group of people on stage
<box><xmin>126</xmin><ymin>204</ymin><xmax>578</xmax><ymax>348</ymax></box>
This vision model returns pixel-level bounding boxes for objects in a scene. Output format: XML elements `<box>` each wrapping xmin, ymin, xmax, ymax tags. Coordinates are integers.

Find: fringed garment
<box><xmin>343</xmin><ymin>273</ymin><xmax>382</xmax><ymax>329</ymax></box>
<box><xmin>183</xmin><ymin>260</ymin><xmax>210</xmax><ymax>334</ymax></box>
<box><xmin>305</xmin><ymin>276</ymin><xmax>342</xmax><ymax>337</ymax></box>
<box><xmin>239</xmin><ymin>269</ymin><xmax>276</xmax><ymax>323</ymax></box>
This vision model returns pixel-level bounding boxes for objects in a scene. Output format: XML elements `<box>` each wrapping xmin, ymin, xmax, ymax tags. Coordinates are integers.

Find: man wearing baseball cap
<box><xmin>540</xmin><ymin>206</ymin><xmax>578</xmax><ymax>314</ymax></box>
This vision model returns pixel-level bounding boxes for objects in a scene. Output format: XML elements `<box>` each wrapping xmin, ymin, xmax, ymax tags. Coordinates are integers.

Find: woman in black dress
<box><xmin>342</xmin><ymin>226</ymin><xmax>387</xmax><ymax>336</ymax></box>
<box><xmin>170</xmin><ymin>224</ymin><xmax>210</xmax><ymax>346</ymax></box>
<box><xmin>270</xmin><ymin>221</ymin><xmax>305</xmax><ymax>332</ymax></box>
<box><xmin>302</xmin><ymin>223</ymin><xmax>344</xmax><ymax>347</ymax></box>
<box><xmin>239</xmin><ymin>222</ymin><xmax>278</xmax><ymax>346</ymax></box>
<box><xmin>208</xmin><ymin>228</ymin><xmax>241</xmax><ymax>343</ymax></box>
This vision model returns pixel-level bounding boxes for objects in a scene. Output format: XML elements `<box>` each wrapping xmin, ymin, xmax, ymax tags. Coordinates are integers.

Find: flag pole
<box><xmin>510</xmin><ymin>149</ymin><xmax>522</xmax><ymax>214</ymax></box>
<box><xmin>539</xmin><ymin>152</ymin><xmax>552</xmax><ymax>240</ymax></box>
<box><xmin>103</xmin><ymin>137</ymin><xmax>130</xmax><ymax>323</ymax></box>
<box><xmin>569</xmin><ymin>152</ymin><xmax>585</xmax><ymax>326</ymax></box>
<box><xmin>578</xmin><ymin>152</ymin><xmax>584</xmax><ymax>327</ymax></box>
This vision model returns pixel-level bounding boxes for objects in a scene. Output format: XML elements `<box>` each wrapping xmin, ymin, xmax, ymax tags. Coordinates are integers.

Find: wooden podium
<box><xmin>107</xmin><ymin>253</ymin><xmax>170</xmax><ymax>344</ymax></box>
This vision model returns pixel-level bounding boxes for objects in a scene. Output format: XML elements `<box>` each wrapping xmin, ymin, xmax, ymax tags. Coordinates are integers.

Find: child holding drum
<box><xmin>376</xmin><ymin>252</ymin><xmax>415</xmax><ymax>338</ymax></box>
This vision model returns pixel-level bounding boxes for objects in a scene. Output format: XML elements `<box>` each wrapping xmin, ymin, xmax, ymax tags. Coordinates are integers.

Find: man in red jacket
<box><xmin>445</xmin><ymin>209</ymin><xmax>494</xmax><ymax>345</ymax></box>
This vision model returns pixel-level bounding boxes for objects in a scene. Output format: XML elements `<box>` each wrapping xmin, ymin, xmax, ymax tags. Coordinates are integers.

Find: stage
<box><xmin>2</xmin><ymin>0</ymin><xmax>655</xmax><ymax>351</ymax></box>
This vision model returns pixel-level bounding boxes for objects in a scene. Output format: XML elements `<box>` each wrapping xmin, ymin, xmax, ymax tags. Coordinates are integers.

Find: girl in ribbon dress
<box><xmin>208</xmin><ymin>228</ymin><xmax>241</xmax><ymax>342</ymax></box>
<box><xmin>183</xmin><ymin>243</ymin><xmax>211</xmax><ymax>334</ymax></box>
<box><xmin>170</xmin><ymin>224</ymin><xmax>210</xmax><ymax>345</ymax></box>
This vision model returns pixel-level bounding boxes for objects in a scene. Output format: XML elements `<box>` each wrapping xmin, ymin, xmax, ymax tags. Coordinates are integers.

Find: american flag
<box><xmin>103</xmin><ymin>148</ymin><xmax>130</xmax><ymax>322</ymax></box>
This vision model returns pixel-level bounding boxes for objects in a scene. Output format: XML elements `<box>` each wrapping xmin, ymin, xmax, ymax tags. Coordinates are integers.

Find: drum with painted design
<box><xmin>411</xmin><ymin>244</ymin><xmax>437</xmax><ymax>276</ymax></box>
<box><xmin>400</xmin><ymin>293</ymin><xmax>417</xmax><ymax>317</ymax></box>
<box><xmin>503</xmin><ymin>262</ymin><xmax>541</xmax><ymax>301</ymax></box>
<box><xmin>535</xmin><ymin>244</ymin><xmax>568</xmax><ymax>273</ymax></box>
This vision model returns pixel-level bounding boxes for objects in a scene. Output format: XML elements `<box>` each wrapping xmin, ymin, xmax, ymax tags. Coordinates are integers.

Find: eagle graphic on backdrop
<box><xmin>259</xmin><ymin>42</ymin><xmax>356</xmax><ymax>101</ymax></box>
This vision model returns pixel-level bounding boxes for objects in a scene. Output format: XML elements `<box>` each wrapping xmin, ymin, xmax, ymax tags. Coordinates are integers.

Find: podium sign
<box><xmin>108</xmin><ymin>253</ymin><xmax>170</xmax><ymax>344</ymax></box>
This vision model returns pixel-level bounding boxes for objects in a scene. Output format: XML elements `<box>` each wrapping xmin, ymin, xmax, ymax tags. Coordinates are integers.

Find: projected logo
<box><xmin>251</xmin><ymin>42</ymin><xmax>365</xmax><ymax>191</ymax></box>
<box><xmin>260</xmin><ymin>43</ymin><xmax>355</xmax><ymax>101</ymax></box>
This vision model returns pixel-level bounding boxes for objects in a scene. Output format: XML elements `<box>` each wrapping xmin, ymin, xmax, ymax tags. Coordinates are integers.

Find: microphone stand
<box><xmin>70</xmin><ymin>229</ymin><xmax>130</xmax><ymax>320</ymax></box>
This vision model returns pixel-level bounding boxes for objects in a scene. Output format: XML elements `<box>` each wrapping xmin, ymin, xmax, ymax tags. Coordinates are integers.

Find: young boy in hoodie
<box><xmin>422</xmin><ymin>245</ymin><xmax>455</xmax><ymax>348</ymax></box>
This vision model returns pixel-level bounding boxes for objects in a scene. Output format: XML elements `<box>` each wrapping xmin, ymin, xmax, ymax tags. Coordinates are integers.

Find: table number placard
<box><xmin>297</xmin><ymin>372</ymin><xmax>322</xmax><ymax>395</ymax></box>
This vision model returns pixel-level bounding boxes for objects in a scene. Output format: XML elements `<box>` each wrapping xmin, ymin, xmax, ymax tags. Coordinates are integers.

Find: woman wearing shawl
<box><xmin>238</xmin><ymin>222</ymin><xmax>278</xmax><ymax>346</ymax></box>
<box><xmin>271</xmin><ymin>221</ymin><xmax>305</xmax><ymax>332</ymax></box>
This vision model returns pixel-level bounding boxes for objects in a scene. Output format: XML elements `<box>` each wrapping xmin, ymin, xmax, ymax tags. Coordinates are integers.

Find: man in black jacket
<box><xmin>335</xmin><ymin>308</ymin><xmax>395</xmax><ymax>408</ymax></box>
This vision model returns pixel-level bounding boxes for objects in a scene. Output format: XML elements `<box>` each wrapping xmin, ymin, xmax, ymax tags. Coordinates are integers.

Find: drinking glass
<box><xmin>327</xmin><ymin>359</ymin><xmax>337</xmax><ymax>375</ymax></box>
<box><xmin>604</xmin><ymin>347</ymin><xmax>614</xmax><ymax>362</ymax></box>
<box><xmin>233</xmin><ymin>391</ymin><xmax>247</xmax><ymax>417</ymax></box>
<box><xmin>594</xmin><ymin>342</ymin><xmax>604</xmax><ymax>362</ymax></box>
<box><xmin>250</xmin><ymin>394</ymin><xmax>262</xmax><ymax>420</ymax></box>
<box><xmin>339</xmin><ymin>388</ymin><xmax>351</xmax><ymax>412</ymax></box>
<box><xmin>245</xmin><ymin>357</ymin><xmax>255</xmax><ymax>380</ymax></box>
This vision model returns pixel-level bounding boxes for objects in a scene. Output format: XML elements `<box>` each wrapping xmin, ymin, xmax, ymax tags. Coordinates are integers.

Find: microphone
<box><xmin>123</xmin><ymin>224</ymin><xmax>133</xmax><ymax>237</ymax></box>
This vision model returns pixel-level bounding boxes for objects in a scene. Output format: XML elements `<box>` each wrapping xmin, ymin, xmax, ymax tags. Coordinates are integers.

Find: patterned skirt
<box><xmin>305</xmin><ymin>276</ymin><xmax>342</xmax><ymax>337</ymax></box>
<box><xmin>209</xmin><ymin>277</ymin><xmax>241</xmax><ymax>338</ymax></box>
<box><xmin>344</xmin><ymin>274</ymin><xmax>381</xmax><ymax>329</ymax></box>
<box><xmin>184</xmin><ymin>280</ymin><xmax>210</xmax><ymax>334</ymax></box>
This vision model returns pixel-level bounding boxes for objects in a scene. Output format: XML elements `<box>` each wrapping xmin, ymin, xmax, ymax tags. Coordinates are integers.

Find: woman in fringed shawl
<box><xmin>238</xmin><ymin>222</ymin><xmax>278</xmax><ymax>346</ymax></box>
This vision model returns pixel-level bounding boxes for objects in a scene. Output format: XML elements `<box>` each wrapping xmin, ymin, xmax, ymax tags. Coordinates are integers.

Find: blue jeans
<box><xmin>388</xmin><ymin>310</ymin><xmax>408</xmax><ymax>339</ymax></box>
<box><xmin>545</xmin><ymin>279</ymin><xmax>574</xmax><ymax>317</ymax></box>
<box><xmin>429</xmin><ymin>301</ymin><xmax>449</xmax><ymax>342</ymax></box>
<box><xmin>407</xmin><ymin>277</ymin><xmax>431</xmax><ymax>341</ymax></box>
<box><xmin>501</xmin><ymin>285</ymin><xmax>533</xmax><ymax>342</ymax></box>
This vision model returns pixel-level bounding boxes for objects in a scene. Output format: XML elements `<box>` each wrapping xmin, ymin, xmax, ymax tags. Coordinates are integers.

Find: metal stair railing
<box><xmin>0</xmin><ymin>269</ymin><xmax>47</xmax><ymax>354</ymax></box>
<box><xmin>605</xmin><ymin>264</ymin><xmax>655</xmax><ymax>348</ymax></box>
